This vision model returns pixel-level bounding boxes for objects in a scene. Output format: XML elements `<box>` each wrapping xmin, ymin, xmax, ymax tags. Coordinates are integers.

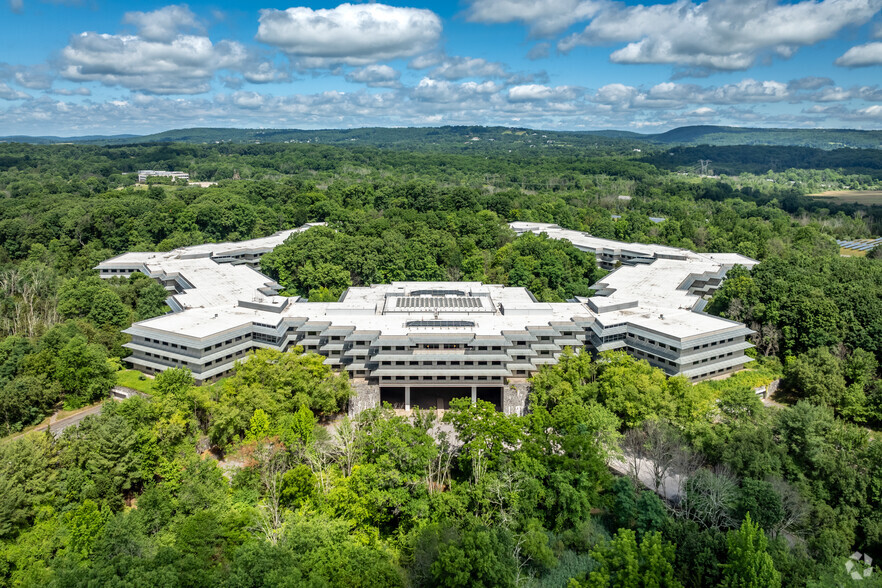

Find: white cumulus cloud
<box><xmin>256</xmin><ymin>3</ymin><xmax>442</xmax><ymax>67</ymax></box>
<box><xmin>559</xmin><ymin>0</ymin><xmax>882</xmax><ymax>71</ymax></box>
<box><xmin>836</xmin><ymin>42</ymin><xmax>882</xmax><ymax>67</ymax></box>
<box><xmin>0</xmin><ymin>83</ymin><xmax>30</xmax><ymax>100</ymax></box>
<box><xmin>430</xmin><ymin>57</ymin><xmax>510</xmax><ymax>80</ymax></box>
<box><xmin>60</xmin><ymin>32</ymin><xmax>247</xmax><ymax>94</ymax></box>
<box><xmin>345</xmin><ymin>65</ymin><xmax>401</xmax><ymax>88</ymax></box>
<box><xmin>242</xmin><ymin>61</ymin><xmax>291</xmax><ymax>84</ymax></box>
<box><xmin>508</xmin><ymin>84</ymin><xmax>578</xmax><ymax>101</ymax></box>
<box><xmin>230</xmin><ymin>91</ymin><xmax>264</xmax><ymax>109</ymax></box>
<box><xmin>47</xmin><ymin>87</ymin><xmax>91</xmax><ymax>96</ymax></box>
<box><xmin>465</xmin><ymin>0</ymin><xmax>607</xmax><ymax>37</ymax></box>
<box><xmin>122</xmin><ymin>5</ymin><xmax>201</xmax><ymax>43</ymax></box>
<box><xmin>412</xmin><ymin>78</ymin><xmax>500</xmax><ymax>103</ymax></box>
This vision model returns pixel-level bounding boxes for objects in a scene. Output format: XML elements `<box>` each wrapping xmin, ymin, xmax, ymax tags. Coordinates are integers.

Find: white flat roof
<box><xmin>510</xmin><ymin>223</ymin><xmax>757</xmax><ymax>337</ymax></box>
<box><xmin>97</xmin><ymin>223</ymin><xmax>325</xmax><ymax>267</ymax></box>
<box><xmin>511</xmin><ymin>221</ymin><xmax>686</xmax><ymax>258</ymax></box>
<box><xmin>131</xmin><ymin>281</ymin><xmax>594</xmax><ymax>338</ymax></box>
<box><xmin>510</xmin><ymin>222</ymin><xmax>758</xmax><ymax>268</ymax></box>
<box><xmin>112</xmin><ymin>223</ymin><xmax>755</xmax><ymax>344</ymax></box>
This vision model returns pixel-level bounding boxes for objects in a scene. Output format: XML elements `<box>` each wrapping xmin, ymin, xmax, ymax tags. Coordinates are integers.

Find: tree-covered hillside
<box><xmin>5</xmin><ymin>123</ymin><xmax>882</xmax><ymax>150</ymax></box>
<box><xmin>646</xmin><ymin>125</ymin><xmax>882</xmax><ymax>149</ymax></box>
<box><xmin>0</xmin><ymin>139</ymin><xmax>880</xmax><ymax>586</ymax></box>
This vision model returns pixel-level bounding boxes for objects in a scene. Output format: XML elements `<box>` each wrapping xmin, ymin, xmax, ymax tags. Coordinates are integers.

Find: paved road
<box><xmin>5</xmin><ymin>403</ymin><xmax>104</xmax><ymax>442</ymax></box>
<box><xmin>43</xmin><ymin>404</ymin><xmax>104</xmax><ymax>437</ymax></box>
<box><xmin>4</xmin><ymin>387</ymin><xmax>149</xmax><ymax>442</ymax></box>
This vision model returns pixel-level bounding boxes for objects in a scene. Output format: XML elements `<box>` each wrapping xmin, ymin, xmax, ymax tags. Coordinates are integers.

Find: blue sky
<box><xmin>2</xmin><ymin>0</ymin><xmax>882</xmax><ymax>135</ymax></box>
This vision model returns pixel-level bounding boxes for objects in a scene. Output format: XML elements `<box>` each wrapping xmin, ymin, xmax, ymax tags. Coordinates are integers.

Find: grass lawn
<box><xmin>116</xmin><ymin>369</ymin><xmax>155</xmax><ymax>394</ymax></box>
<box><xmin>840</xmin><ymin>247</ymin><xmax>869</xmax><ymax>257</ymax></box>
<box><xmin>807</xmin><ymin>190</ymin><xmax>882</xmax><ymax>205</ymax></box>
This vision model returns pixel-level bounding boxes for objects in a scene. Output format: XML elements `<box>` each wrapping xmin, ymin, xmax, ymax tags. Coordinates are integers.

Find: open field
<box><xmin>840</xmin><ymin>247</ymin><xmax>869</xmax><ymax>257</ymax></box>
<box><xmin>807</xmin><ymin>190</ymin><xmax>882</xmax><ymax>205</ymax></box>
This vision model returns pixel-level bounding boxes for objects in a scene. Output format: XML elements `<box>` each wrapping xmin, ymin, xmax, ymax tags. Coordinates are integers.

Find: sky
<box><xmin>1</xmin><ymin>0</ymin><xmax>882</xmax><ymax>135</ymax></box>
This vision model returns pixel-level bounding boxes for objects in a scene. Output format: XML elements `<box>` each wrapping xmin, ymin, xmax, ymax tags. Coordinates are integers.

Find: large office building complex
<box><xmin>97</xmin><ymin>222</ymin><xmax>758</xmax><ymax>413</ymax></box>
<box><xmin>137</xmin><ymin>170</ymin><xmax>190</xmax><ymax>184</ymax></box>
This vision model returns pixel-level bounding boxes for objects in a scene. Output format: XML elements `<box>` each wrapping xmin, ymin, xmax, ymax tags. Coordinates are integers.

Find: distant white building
<box><xmin>96</xmin><ymin>223</ymin><xmax>757</xmax><ymax>413</ymax></box>
<box><xmin>138</xmin><ymin>170</ymin><xmax>190</xmax><ymax>184</ymax></box>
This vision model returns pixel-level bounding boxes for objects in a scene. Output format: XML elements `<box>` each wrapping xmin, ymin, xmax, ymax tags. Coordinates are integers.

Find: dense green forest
<box><xmin>0</xmin><ymin>136</ymin><xmax>881</xmax><ymax>586</ymax></box>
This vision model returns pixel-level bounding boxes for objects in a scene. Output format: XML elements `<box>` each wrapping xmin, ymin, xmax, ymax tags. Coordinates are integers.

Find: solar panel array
<box><xmin>837</xmin><ymin>238</ymin><xmax>882</xmax><ymax>252</ymax></box>
<box><xmin>409</xmin><ymin>289</ymin><xmax>466</xmax><ymax>297</ymax></box>
<box><xmin>396</xmin><ymin>297</ymin><xmax>483</xmax><ymax>309</ymax></box>
<box><xmin>405</xmin><ymin>320</ymin><xmax>476</xmax><ymax>328</ymax></box>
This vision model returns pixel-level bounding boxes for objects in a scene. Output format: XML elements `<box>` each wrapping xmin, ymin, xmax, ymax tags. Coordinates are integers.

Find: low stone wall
<box><xmin>504</xmin><ymin>380</ymin><xmax>530</xmax><ymax>416</ymax></box>
<box><xmin>754</xmin><ymin>378</ymin><xmax>780</xmax><ymax>399</ymax></box>
<box><xmin>348</xmin><ymin>379</ymin><xmax>380</xmax><ymax>416</ymax></box>
<box><xmin>111</xmin><ymin>386</ymin><xmax>149</xmax><ymax>399</ymax></box>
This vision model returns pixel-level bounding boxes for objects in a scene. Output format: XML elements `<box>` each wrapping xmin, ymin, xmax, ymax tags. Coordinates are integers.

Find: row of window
<box><xmin>628</xmin><ymin>347</ymin><xmax>677</xmax><ymax>367</ymax></box>
<box><xmin>140</xmin><ymin>327</ymin><xmax>738</xmax><ymax>365</ymax></box>
<box><xmin>379</xmin><ymin>344</ymin><xmax>504</xmax><ymax>351</ymax></box>
<box><xmin>140</xmin><ymin>346</ymin><xmax>254</xmax><ymax>369</ymax></box>
<box><xmin>378</xmin><ymin>360</ymin><xmax>503</xmax><ymax>367</ymax></box>
<box><xmin>141</xmin><ymin>334</ymin><xmax>251</xmax><ymax>354</ymax></box>
<box><xmin>686</xmin><ymin>337</ymin><xmax>737</xmax><ymax>352</ymax></box>
<box><xmin>626</xmin><ymin>333</ymin><xmax>739</xmax><ymax>353</ymax></box>
<box><xmin>142</xmin><ymin>337</ymin><xmax>192</xmax><ymax>352</ymax></box>
<box><xmin>685</xmin><ymin>351</ymin><xmax>736</xmax><ymax>368</ymax></box>
<box><xmin>206</xmin><ymin>347</ymin><xmax>254</xmax><ymax>367</ymax></box>
<box><xmin>379</xmin><ymin>375</ymin><xmax>503</xmax><ymax>382</ymax></box>
<box><xmin>695</xmin><ymin>365</ymin><xmax>736</xmax><ymax>380</ymax></box>
<box><xmin>630</xmin><ymin>334</ymin><xmax>674</xmax><ymax>350</ymax></box>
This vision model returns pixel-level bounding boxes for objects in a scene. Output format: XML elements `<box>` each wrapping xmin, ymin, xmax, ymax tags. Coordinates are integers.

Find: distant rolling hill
<box><xmin>1</xmin><ymin>125</ymin><xmax>880</xmax><ymax>150</ymax></box>
<box><xmin>643</xmin><ymin>125</ymin><xmax>882</xmax><ymax>149</ymax></box>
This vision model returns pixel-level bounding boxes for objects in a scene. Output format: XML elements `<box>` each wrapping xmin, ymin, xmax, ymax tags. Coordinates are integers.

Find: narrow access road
<box><xmin>5</xmin><ymin>402</ymin><xmax>104</xmax><ymax>441</ymax></box>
